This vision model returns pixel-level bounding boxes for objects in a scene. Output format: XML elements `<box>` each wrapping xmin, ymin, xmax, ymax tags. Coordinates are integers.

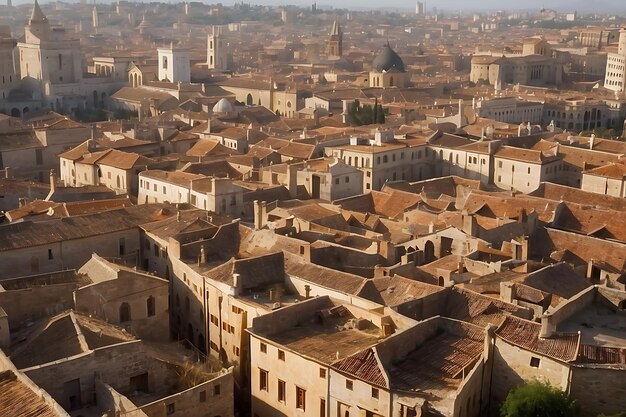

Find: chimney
<box><xmin>18</xmin><ymin>197</ymin><xmax>26</xmax><ymax>207</ymax></box>
<box><xmin>233</xmin><ymin>273</ymin><xmax>241</xmax><ymax>294</ymax></box>
<box><xmin>49</xmin><ymin>169</ymin><xmax>57</xmax><ymax>193</ymax></box>
<box><xmin>89</xmin><ymin>125</ymin><xmax>97</xmax><ymax>151</ymax></box>
<box><xmin>4</xmin><ymin>167</ymin><xmax>12</xmax><ymax>179</ymax></box>
<box><xmin>198</xmin><ymin>245</ymin><xmax>207</xmax><ymax>265</ymax></box>
<box><xmin>304</xmin><ymin>284</ymin><xmax>311</xmax><ymax>299</ymax></box>
<box><xmin>484</xmin><ymin>324</ymin><xmax>497</xmax><ymax>361</ymax></box>
<box><xmin>589</xmin><ymin>134</ymin><xmax>595</xmax><ymax>150</ymax></box>
<box><xmin>287</xmin><ymin>164</ymin><xmax>298</xmax><ymax>198</ymax></box>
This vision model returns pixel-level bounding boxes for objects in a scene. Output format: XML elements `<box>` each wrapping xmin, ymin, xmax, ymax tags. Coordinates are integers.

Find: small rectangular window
<box><xmin>166</xmin><ymin>403</ymin><xmax>175</xmax><ymax>415</ymax></box>
<box><xmin>213</xmin><ymin>384</ymin><xmax>220</xmax><ymax>395</ymax></box>
<box><xmin>260</xmin><ymin>342</ymin><xmax>267</xmax><ymax>353</ymax></box>
<box><xmin>372</xmin><ymin>387</ymin><xmax>379</xmax><ymax>399</ymax></box>
<box><xmin>530</xmin><ymin>357</ymin><xmax>540</xmax><ymax>368</ymax></box>
<box><xmin>278</xmin><ymin>350</ymin><xmax>285</xmax><ymax>361</ymax></box>
<box><xmin>346</xmin><ymin>379</ymin><xmax>353</xmax><ymax>390</ymax></box>
<box><xmin>259</xmin><ymin>369</ymin><xmax>268</xmax><ymax>391</ymax></box>
<box><xmin>48</xmin><ymin>249</ymin><xmax>53</xmax><ymax>260</ymax></box>
<box><xmin>319</xmin><ymin>368</ymin><xmax>326</xmax><ymax>379</ymax></box>
<box><xmin>278</xmin><ymin>380</ymin><xmax>286</xmax><ymax>402</ymax></box>
<box><xmin>199</xmin><ymin>390</ymin><xmax>206</xmax><ymax>402</ymax></box>
<box><xmin>296</xmin><ymin>386</ymin><xmax>306</xmax><ymax>410</ymax></box>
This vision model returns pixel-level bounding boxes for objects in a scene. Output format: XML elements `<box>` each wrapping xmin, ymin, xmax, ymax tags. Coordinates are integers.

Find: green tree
<box><xmin>376</xmin><ymin>104</ymin><xmax>385</xmax><ymax>124</ymax></box>
<box><xmin>500</xmin><ymin>380</ymin><xmax>580</xmax><ymax>417</ymax></box>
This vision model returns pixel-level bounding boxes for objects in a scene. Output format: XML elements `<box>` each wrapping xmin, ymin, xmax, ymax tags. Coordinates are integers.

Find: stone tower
<box><xmin>207</xmin><ymin>26</ymin><xmax>228</xmax><ymax>70</ymax></box>
<box><xmin>92</xmin><ymin>6</ymin><xmax>99</xmax><ymax>29</ymax></box>
<box><xmin>157</xmin><ymin>44</ymin><xmax>190</xmax><ymax>83</ymax></box>
<box><xmin>328</xmin><ymin>20</ymin><xmax>342</xmax><ymax>59</ymax></box>
<box><xmin>604</xmin><ymin>28</ymin><xmax>626</xmax><ymax>93</ymax></box>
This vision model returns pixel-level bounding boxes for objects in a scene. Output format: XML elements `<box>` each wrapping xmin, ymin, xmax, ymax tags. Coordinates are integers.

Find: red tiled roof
<box><xmin>577</xmin><ymin>344</ymin><xmax>626</xmax><ymax>365</ymax></box>
<box><xmin>333</xmin><ymin>348</ymin><xmax>388</xmax><ymax>388</ymax></box>
<box><xmin>496</xmin><ymin>316</ymin><xmax>579</xmax><ymax>362</ymax></box>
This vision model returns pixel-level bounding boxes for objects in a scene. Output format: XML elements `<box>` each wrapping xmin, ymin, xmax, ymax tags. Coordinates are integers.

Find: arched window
<box><xmin>246</xmin><ymin>93</ymin><xmax>253</xmax><ymax>106</ymax></box>
<box><xmin>147</xmin><ymin>296</ymin><xmax>155</xmax><ymax>317</ymax></box>
<box><xmin>120</xmin><ymin>302</ymin><xmax>131</xmax><ymax>322</ymax></box>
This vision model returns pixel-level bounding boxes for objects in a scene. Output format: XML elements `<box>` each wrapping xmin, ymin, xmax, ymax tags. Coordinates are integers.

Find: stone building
<box><xmin>208</xmin><ymin>26</ymin><xmax>229</xmax><ymax>71</ymax></box>
<box><xmin>604</xmin><ymin>28</ymin><xmax>626</xmax><ymax>93</ymax></box>
<box><xmin>369</xmin><ymin>43</ymin><xmax>410</xmax><ymax>88</ymax></box>
<box><xmin>328</xmin><ymin>21</ymin><xmax>343</xmax><ymax>59</ymax></box>
<box><xmin>157</xmin><ymin>45</ymin><xmax>191</xmax><ymax>83</ymax></box>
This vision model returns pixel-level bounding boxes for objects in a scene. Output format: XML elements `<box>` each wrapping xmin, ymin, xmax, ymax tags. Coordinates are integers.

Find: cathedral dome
<box><xmin>372</xmin><ymin>43</ymin><xmax>405</xmax><ymax>72</ymax></box>
<box><xmin>213</xmin><ymin>98</ymin><xmax>233</xmax><ymax>113</ymax></box>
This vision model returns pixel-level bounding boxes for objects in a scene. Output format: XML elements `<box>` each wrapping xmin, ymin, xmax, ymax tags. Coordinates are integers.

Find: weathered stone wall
<box><xmin>570</xmin><ymin>366</ymin><xmax>626</xmax><ymax>416</ymax></box>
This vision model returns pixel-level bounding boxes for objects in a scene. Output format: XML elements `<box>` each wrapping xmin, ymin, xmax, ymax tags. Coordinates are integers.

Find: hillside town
<box><xmin>0</xmin><ymin>1</ymin><xmax>625</xmax><ymax>417</ymax></box>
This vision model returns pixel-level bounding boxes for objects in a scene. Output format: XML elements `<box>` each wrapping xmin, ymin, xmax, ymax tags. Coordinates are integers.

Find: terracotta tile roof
<box><xmin>58</xmin><ymin>140</ymin><xmax>91</xmax><ymax>161</ymax></box>
<box><xmin>364</xmin><ymin>275</ymin><xmax>443</xmax><ymax>307</ymax></box>
<box><xmin>388</xmin><ymin>323</ymin><xmax>484</xmax><ymax>392</ymax></box>
<box><xmin>37</xmin><ymin>118</ymin><xmax>86</xmax><ymax>130</ymax></box>
<box><xmin>284</xmin><ymin>253</ymin><xmax>367</xmax><ymax>295</ymax></box>
<box><xmin>576</xmin><ymin>344</ymin><xmax>626</xmax><ymax>365</ymax></box>
<box><xmin>0</xmin><ymin>370</ymin><xmax>62</xmax><ymax>417</ymax></box>
<box><xmin>495</xmin><ymin>146</ymin><xmax>560</xmax><ymax>164</ymax></box>
<box><xmin>496</xmin><ymin>316</ymin><xmax>580</xmax><ymax>362</ymax></box>
<box><xmin>333</xmin><ymin>348</ymin><xmax>388</xmax><ymax>388</ymax></box>
<box><xmin>0</xmin><ymin>204</ymin><xmax>173</xmax><ymax>252</ymax></box>
<box><xmin>186</xmin><ymin>139</ymin><xmax>239</xmax><ymax>158</ymax></box>
<box><xmin>530</xmin><ymin>183</ymin><xmax>626</xmax><ymax>212</ymax></box>
<box><xmin>583</xmin><ymin>163</ymin><xmax>626</xmax><ymax>179</ymax></box>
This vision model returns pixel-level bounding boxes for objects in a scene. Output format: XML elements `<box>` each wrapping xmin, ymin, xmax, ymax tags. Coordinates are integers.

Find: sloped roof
<box><xmin>0</xmin><ymin>371</ymin><xmax>61</xmax><ymax>417</ymax></box>
<box><xmin>333</xmin><ymin>348</ymin><xmax>387</xmax><ymax>388</ymax></box>
<box><xmin>496</xmin><ymin>315</ymin><xmax>579</xmax><ymax>362</ymax></box>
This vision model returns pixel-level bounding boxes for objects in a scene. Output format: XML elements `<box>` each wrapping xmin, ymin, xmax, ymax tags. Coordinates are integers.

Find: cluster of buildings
<box><xmin>0</xmin><ymin>2</ymin><xmax>625</xmax><ymax>417</ymax></box>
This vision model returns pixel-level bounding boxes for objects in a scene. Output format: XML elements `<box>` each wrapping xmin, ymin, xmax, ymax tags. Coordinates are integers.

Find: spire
<box><xmin>30</xmin><ymin>0</ymin><xmax>48</xmax><ymax>24</ymax></box>
<box><xmin>330</xmin><ymin>20</ymin><xmax>341</xmax><ymax>36</ymax></box>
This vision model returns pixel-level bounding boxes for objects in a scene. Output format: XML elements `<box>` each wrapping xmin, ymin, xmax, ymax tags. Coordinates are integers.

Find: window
<box><xmin>346</xmin><ymin>379</ymin><xmax>353</xmax><ymax>390</ymax></box>
<box><xmin>119</xmin><ymin>237</ymin><xmax>126</xmax><ymax>256</ymax></box>
<box><xmin>319</xmin><ymin>368</ymin><xmax>326</xmax><ymax>379</ymax></box>
<box><xmin>260</xmin><ymin>342</ymin><xmax>267</xmax><ymax>353</ymax></box>
<box><xmin>166</xmin><ymin>403</ymin><xmax>175</xmax><ymax>415</ymax></box>
<box><xmin>213</xmin><ymin>384</ymin><xmax>221</xmax><ymax>395</ymax></box>
<box><xmin>147</xmin><ymin>296</ymin><xmax>155</xmax><ymax>317</ymax></box>
<box><xmin>527</xmin><ymin>167</ymin><xmax>531</xmax><ymax>174</ymax></box>
<box><xmin>278</xmin><ymin>350</ymin><xmax>285</xmax><ymax>361</ymax></box>
<box><xmin>335</xmin><ymin>178</ymin><xmax>339</xmax><ymax>185</ymax></box>
<box><xmin>278</xmin><ymin>380</ymin><xmax>286</xmax><ymax>402</ymax></box>
<box><xmin>296</xmin><ymin>386</ymin><xmax>306</xmax><ymax>410</ymax></box>
<box><xmin>259</xmin><ymin>369</ymin><xmax>268</xmax><ymax>391</ymax></box>
<box><xmin>199</xmin><ymin>390</ymin><xmax>206</xmax><ymax>402</ymax></box>
<box><xmin>383</xmin><ymin>155</ymin><xmax>388</xmax><ymax>163</ymax></box>
<box><xmin>372</xmin><ymin>387</ymin><xmax>379</xmax><ymax>399</ymax></box>
<box><xmin>320</xmin><ymin>398</ymin><xmax>326</xmax><ymax>417</ymax></box>
<box><xmin>120</xmin><ymin>302</ymin><xmax>131</xmax><ymax>322</ymax></box>
<box><xmin>530</xmin><ymin>357</ymin><xmax>540</xmax><ymax>368</ymax></box>
<box><xmin>48</xmin><ymin>249</ymin><xmax>53</xmax><ymax>260</ymax></box>
<box><xmin>210</xmin><ymin>315</ymin><xmax>218</xmax><ymax>325</ymax></box>
<box><xmin>233</xmin><ymin>346</ymin><xmax>240</xmax><ymax>356</ymax></box>
<box><xmin>154</xmin><ymin>245</ymin><xmax>159</xmax><ymax>257</ymax></box>
<box><xmin>35</xmin><ymin>149</ymin><xmax>43</xmax><ymax>165</ymax></box>
<box><xmin>498</xmin><ymin>161</ymin><xmax>503</xmax><ymax>168</ymax></box>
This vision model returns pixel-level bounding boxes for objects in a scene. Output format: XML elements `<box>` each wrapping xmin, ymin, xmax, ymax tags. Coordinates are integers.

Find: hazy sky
<box><xmin>12</xmin><ymin>0</ymin><xmax>626</xmax><ymax>13</ymax></box>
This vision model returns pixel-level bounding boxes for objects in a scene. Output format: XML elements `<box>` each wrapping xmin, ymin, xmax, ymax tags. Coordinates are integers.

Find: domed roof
<box><xmin>372</xmin><ymin>43</ymin><xmax>405</xmax><ymax>73</ymax></box>
<box><xmin>212</xmin><ymin>98</ymin><xmax>233</xmax><ymax>113</ymax></box>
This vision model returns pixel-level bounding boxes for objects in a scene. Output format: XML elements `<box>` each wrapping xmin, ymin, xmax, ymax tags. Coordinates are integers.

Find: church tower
<box><xmin>158</xmin><ymin>44</ymin><xmax>190</xmax><ymax>83</ymax></box>
<box><xmin>18</xmin><ymin>0</ymin><xmax>82</xmax><ymax>85</ymax></box>
<box><xmin>328</xmin><ymin>20</ymin><xmax>342</xmax><ymax>59</ymax></box>
<box><xmin>207</xmin><ymin>26</ymin><xmax>228</xmax><ymax>70</ymax></box>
